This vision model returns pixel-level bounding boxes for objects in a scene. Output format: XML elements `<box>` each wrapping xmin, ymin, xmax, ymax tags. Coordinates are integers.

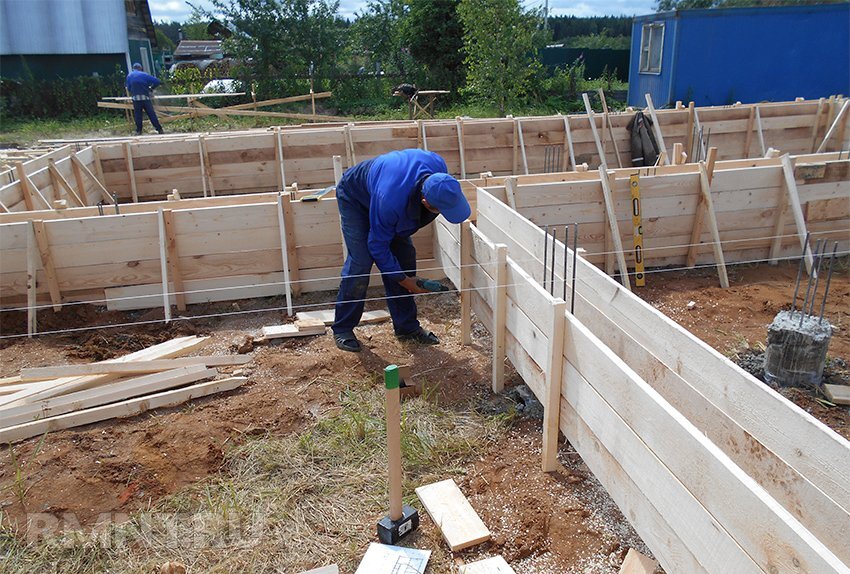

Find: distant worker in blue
<box><xmin>332</xmin><ymin>149</ymin><xmax>471</xmax><ymax>352</ymax></box>
<box><xmin>125</xmin><ymin>63</ymin><xmax>164</xmax><ymax>136</ymax></box>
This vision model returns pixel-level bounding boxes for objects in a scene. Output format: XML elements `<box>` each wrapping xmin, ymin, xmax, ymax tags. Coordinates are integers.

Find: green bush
<box><xmin>1</xmin><ymin>71</ymin><xmax>125</xmax><ymax>119</ymax></box>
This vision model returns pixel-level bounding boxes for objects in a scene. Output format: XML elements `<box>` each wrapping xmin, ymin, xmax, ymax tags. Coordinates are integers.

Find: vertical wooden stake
<box><xmin>198</xmin><ymin>138</ymin><xmax>208</xmax><ymax>197</ymax></box>
<box><xmin>275</xmin><ymin>127</ymin><xmax>287</xmax><ymax>190</ymax></box>
<box><xmin>156</xmin><ymin>209</ymin><xmax>172</xmax><ymax>323</ymax></box>
<box><xmin>492</xmin><ymin>244</ymin><xmax>508</xmax><ymax>393</ymax></box>
<box><xmin>542</xmin><ymin>299</ymin><xmax>566</xmax><ymax>472</ymax></box>
<box><xmin>644</xmin><ymin>94</ymin><xmax>669</xmax><ymax>165</ymax></box>
<box><xmin>332</xmin><ymin>154</ymin><xmax>343</xmax><ymax>186</ymax></box>
<box><xmin>504</xmin><ymin>177</ymin><xmax>518</xmax><ymax>210</ymax></box>
<box><xmin>582</xmin><ymin>93</ymin><xmax>607</xmax><ymax>169</ymax></box>
<box><xmin>686</xmin><ymin>101</ymin><xmax>696</xmax><ymax>159</ymax></box>
<box><xmin>755</xmin><ymin>106</ymin><xmax>767</xmax><ymax>157</ymax></box>
<box><xmin>199</xmin><ymin>135</ymin><xmax>216</xmax><ymax>196</ymax></box>
<box><xmin>161</xmin><ymin>210</ymin><xmax>186</xmax><ymax>311</ymax></box>
<box><xmin>809</xmin><ymin>97</ymin><xmax>826</xmax><ymax>153</ymax></box>
<box><xmin>673</xmin><ymin>142</ymin><xmax>684</xmax><ymax>165</ymax></box>
<box><xmin>345</xmin><ymin>123</ymin><xmax>357</xmax><ymax>165</ymax></box>
<box><xmin>510</xmin><ymin>116</ymin><xmax>518</xmax><ymax>175</ymax></box>
<box><xmin>743</xmin><ymin>107</ymin><xmax>756</xmax><ymax>159</ymax></box>
<box><xmin>384</xmin><ymin>365</ymin><xmax>403</xmax><ymax>521</ymax></box>
<box><xmin>456</xmin><ymin>116</ymin><xmax>467</xmax><ymax>179</ymax></box>
<box><xmin>698</xmin><ymin>161</ymin><xmax>729</xmax><ymax>288</ymax></box>
<box><xmin>780</xmin><ymin>155</ymin><xmax>814</xmax><ymax>274</ymax></box>
<box><xmin>280</xmin><ymin>191</ymin><xmax>302</xmax><ymax>296</ymax></box>
<box><xmin>332</xmin><ymin>155</ymin><xmax>348</xmax><ymax>262</ymax></box>
<box><xmin>420</xmin><ymin>120</ymin><xmax>429</xmax><ymax>151</ymax></box>
<box><xmin>26</xmin><ymin>224</ymin><xmax>38</xmax><ymax>337</ymax></box>
<box><xmin>276</xmin><ymin>193</ymin><xmax>294</xmax><ymax>316</ymax></box>
<box><xmin>460</xmin><ymin>221</ymin><xmax>473</xmax><ymax>345</ymax></box>
<box><xmin>598</xmin><ymin>88</ymin><xmax>623</xmax><ymax>168</ymax></box>
<box><xmin>517</xmin><ymin>118</ymin><xmax>529</xmax><ymax>175</ymax></box>
<box><xmin>123</xmin><ymin>142</ymin><xmax>139</xmax><ymax>202</ymax></box>
<box><xmin>599</xmin><ymin>169</ymin><xmax>631</xmax><ymax>291</ymax></box>
<box><xmin>31</xmin><ymin>220</ymin><xmax>62</xmax><ymax>310</ymax></box>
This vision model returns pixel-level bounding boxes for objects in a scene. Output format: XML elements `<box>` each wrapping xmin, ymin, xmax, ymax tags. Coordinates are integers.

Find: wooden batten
<box><xmin>516</xmin><ymin>118</ymin><xmax>529</xmax><ymax>175</ymax></box>
<box><xmin>156</xmin><ymin>209</ymin><xmax>172</xmax><ymax>322</ymax></box>
<box><xmin>697</xmin><ymin>161</ymin><xmax>729</xmax><ymax>288</ymax></box>
<box><xmin>598</xmin><ymin>168</ymin><xmax>631</xmax><ymax>291</ymax></box>
<box><xmin>582</xmin><ymin>93</ymin><xmax>607</xmax><ymax>169</ymax></box>
<box><xmin>31</xmin><ymin>220</ymin><xmax>62</xmax><ymax>310</ymax></box>
<box><xmin>280</xmin><ymin>192</ymin><xmax>301</xmax><ymax>296</ymax></box>
<box><xmin>48</xmin><ymin>159</ymin><xmax>84</xmax><ymax>207</ymax></box>
<box><xmin>598</xmin><ymin>89</ymin><xmax>623</xmax><ymax>168</ymax></box>
<box><xmin>123</xmin><ymin>142</ymin><xmax>139</xmax><ymax>202</ymax></box>
<box><xmin>276</xmin><ymin>193</ymin><xmax>294</xmax><ymax>315</ymax></box>
<box><xmin>26</xmin><ymin>224</ymin><xmax>38</xmax><ymax>336</ymax></box>
<box><xmin>161</xmin><ymin>209</ymin><xmax>186</xmax><ymax>311</ymax></box>
<box><xmin>275</xmin><ymin>127</ymin><xmax>287</xmax><ymax>190</ymax></box>
<box><xmin>686</xmin><ymin>101</ymin><xmax>696</xmax><ymax>158</ymax></box>
<box><xmin>542</xmin><ymin>298</ymin><xmax>566</xmax><ymax>472</ymax></box>
<box><xmin>460</xmin><ymin>220</ymin><xmax>473</xmax><ymax>345</ymax></box>
<box><xmin>644</xmin><ymin>94</ymin><xmax>669</xmax><ymax>165</ymax></box>
<box><xmin>492</xmin><ymin>244</ymin><xmax>508</xmax><ymax>393</ymax></box>
<box><xmin>199</xmin><ymin>135</ymin><xmax>216</xmax><ymax>196</ymax></box>
<box><xmin>456</xmin><ymin>116</ymin><xmax>467</xmax><ymax>179</ymax></box>
<box><xmin>780</xmin><ymin>154</ymin><xmax>814</xmax><ymax>273</ymax></box>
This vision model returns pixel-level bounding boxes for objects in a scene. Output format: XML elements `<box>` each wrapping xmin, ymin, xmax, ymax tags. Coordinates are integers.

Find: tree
<box><xmin>457</xmin><ymin>0</ymin><xmax>546</xmax><ymax>115</ymax></box>
<box><xmin>656</xmin><ymin>0</ymin><xmax>845</xmax><ymax>10</ymax></box>
<box><xmin>155</xmin><ymin>28</ymin><xmax>176</xmax><ymax>52</ymax></box>
<box><xmin>349</xmin><ymin>0</ymin><xmax>412</xmax><ymax>75</ymax></box>
<box><xmin>210</xmin><ymin>0</ymin><xmax>345</xmax><ymax>96</ymax></box>
<box><xmin>400</xmin><ymin>0</ymin><xmax>465</xmax><ymax>93</ymax></box>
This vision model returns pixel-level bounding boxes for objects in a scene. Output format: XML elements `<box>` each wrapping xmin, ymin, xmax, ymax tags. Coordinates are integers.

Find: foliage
<box><xmin>154</xmin><ymin>29</ymin><xmax>176</xmax><ymax>52</ymax></box>
<box><xmin>548</xmin><ymin>15</ymin><xmax>632</xmax><ymax>40</ymax></box>
<box><xmin>349</xmin><ymin>0</ymin><xmax>413</xmax><ymax>76</ymax></box>
<box><xmin>210</xmin><ymin>0</ymin><xmax>346</xmax><ymax>98</ymax></box>
<box><xmin>564</xmin><ymin>32</ymin><xmax>630</xmax><ymax>50</ymax></box>
<box><xmin>457</xmin><ymin>0</ymin><xmax>548</xmax><ymax>116</ymax></box>
<box><xmin>655</xmin><ymin>0</ymin><xmax>846</xmax><ymax>10</ymax></box>
<box><xmin>400</xmin><ymin>0</ymin><xmax>466</xmax><ymax>94</ymax></box>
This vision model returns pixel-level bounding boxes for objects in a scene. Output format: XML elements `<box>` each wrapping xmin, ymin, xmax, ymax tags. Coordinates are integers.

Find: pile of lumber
<box><xmin>0</xmin><ymin>336</ymin><xmax>249</xmax><ymax>443</ymax></box>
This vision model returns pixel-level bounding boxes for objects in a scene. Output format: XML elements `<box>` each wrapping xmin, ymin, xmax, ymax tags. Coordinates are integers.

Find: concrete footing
<box><xmin>764</xmin><ymin>310</ymin><xmax>832</xmax><ymax>388</ymax></box>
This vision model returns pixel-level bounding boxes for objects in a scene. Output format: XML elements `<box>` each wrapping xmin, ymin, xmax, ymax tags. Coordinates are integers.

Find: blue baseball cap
<box><xmin>132</xmin><ymin>63</ymin><xmax>143</xmax><ymax>70</ymax></box>
<box><xmin>423</xmin><ymin>173</ymin><xmax>470</xmax><ymax>224</ymax></box>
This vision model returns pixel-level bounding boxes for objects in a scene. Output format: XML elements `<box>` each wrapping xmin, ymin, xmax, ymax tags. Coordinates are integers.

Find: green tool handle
<box><xmin>416</xmin><ymin>279</ymin><xmax>449</xmax><ymax>292</ymax></box>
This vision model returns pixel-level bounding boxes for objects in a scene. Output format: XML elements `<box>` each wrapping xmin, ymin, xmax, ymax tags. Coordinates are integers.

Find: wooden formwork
<box><xmin>1</xmin><ymin>98</ymin><xmax>848</xmax><ymax>213</ymax></box>
<box><xmin>432</xmin><ymin>188</ymin><xmax>850</xmax><ymax>573</ymax></box>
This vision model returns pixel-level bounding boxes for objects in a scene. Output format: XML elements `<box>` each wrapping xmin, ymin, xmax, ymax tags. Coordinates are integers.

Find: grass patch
<box><xmin>1</xmin><ymin>380</ymin><xmax>511</xmax><ymax>573</ymax></box>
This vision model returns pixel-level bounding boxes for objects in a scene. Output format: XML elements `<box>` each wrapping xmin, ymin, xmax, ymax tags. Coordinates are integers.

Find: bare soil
<box><xmin>1</xmin><ymin>261</ymin><xmax>848</xmax><ymax>571</ymax></box>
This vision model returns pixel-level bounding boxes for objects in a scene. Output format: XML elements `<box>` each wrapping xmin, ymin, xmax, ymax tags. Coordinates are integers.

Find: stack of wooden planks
<box><xmin>0</xmin><ymin>336</ymin><xmax>249</xmax><ymax>443</ymax></box>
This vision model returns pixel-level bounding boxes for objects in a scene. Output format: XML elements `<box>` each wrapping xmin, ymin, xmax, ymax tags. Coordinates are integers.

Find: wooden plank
<box><xmin>199</xmin><ymin>135</ymin><xmax>216</xmax><ymax>196</ymax></box>
<box><xmin>598</xmin><ymin>89</ymin><xmax>623</xmax><ymax>168</ymax></box>
<box><xmin>281</xmin><ymin>192</ymin><xmax>301</xmax><ymax>295</ymax></box>
<box><xmin>123</xmin><ymin>142</ymin><xmax>139</xmax><ymax>202</ymax></box>
<box><xmin>755</xmin><ymin>106</ymin><xmax>767</xmax><ymax>157</ymax></box>
<box><xmin>697</xmin><ymin>162</ymin><xmax>729</xmax><ymax>288</ymax></box>
<box><xmin>781</xmin><ymin>155</ymin><xmax>815</xmax><ymax>274</ymax></box>
<box><xmin>516</xmin><ymin>119</ymin><xmax>529</xmax><ymax>175</ymax></box>
<box><xmin>31</xmin><ymin>220</ymin><xmax>62</xmax><ymax>310</ymax></box>
<box><xmin>582</xmin><ymin>93</ymin><xmax>606</xmax><ymax>168</ymax></box>
<box><xmin>823</xmin><ymin>384</ymin><xmax>850</xmax><ymax>406</ymax></box>
<box><xmin>598</xmin><ymin>169</ymin><xmax>631</xmax><ymax>291</ymax></box>
<box><xmin>161</xmin><ymin>209</ymin><xmax>186</xmax><ymax>311</ymax></box>
<box><xmin>275</xmin><ymin>127</ymin><xmax>287</xmax><ymax>190</ymax></box>
<box><xmin>457</xmin><ymin>116</ymin><xmax>467</xmax><ymax>179</ymax></box>
<box><xmin>542</xmin><ymin>299</ymin><xmax>566</xmax><ymax>472</ymax></box>
<box><xmin>415</xmin><ymin>479</ymin><xmax>490</xmax><ymax>551</ymax></box>
<box><xmin>156</xmin><ymin>209</ymin><xmax>172</xmax><ymax>322</ymax></box>
<box><xmin>20</xmin><ymin>356</ymin><xmax>248</xmax><ymax>381</ymax></box>
<box><xmin>260</xmin><ymin>322</ymin><xmax>326</xmax><ymax>339</ymax></box>
<box><xmin>3</xmin><ymin>365</ymin><xmax>217</xmax><ymax>428</ymax></box>
<box><xmin>460</xmin><ymin>220</ymin><xmax>473</xmax><ymax>344</ymax></box>
<box><xmin>26</xmin><ymin>223</ymin><xmax>37</xmax><ymax>336</ymax></box>
<box><xmin>460</xmin><ymin>556</ymin><xmax>515</xmax><ymax>573</ymax></box>
<box><xmin>295</xmin><ymin>309</ymin><xmax>388</xmax><ymax>326</ymax></box>
<box><xmin>0</xmin><ymin>377</ymin><xmax>246</xmax><ymax>444</ymax></box>
<box><xmin>275</xmin><ymin>193</ymin><xmax>294</xmax><ymax>315</ymax></box>
<box><xmin>619</xmin><ymin>549</ymin><xmax>658</xmax><ymax>574</ymax></box>
<box><xmin>743</xmin><ymin>107</ymin><xmax>756</xmax><ymax>158</ymax></box>
<box><xmin>504</xmin><ymin>177</ymin><xmax>518</xmax><ymax>210</ymax></box>
<box><xmin>644</xmin><ymin>94</ymin><xmax>669</xmax><ymax>165</ymax></box>
<box><xmin>492</xmin><ymin>244</ymin><xmax>508</xmax><ymax>393</ymax></box>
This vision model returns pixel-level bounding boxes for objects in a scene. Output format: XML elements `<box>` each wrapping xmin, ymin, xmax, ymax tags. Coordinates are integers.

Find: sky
<box><xmin>149</xmin><ymin>0</ymin><xmax>657</xmax><ymax>23</ymax></box>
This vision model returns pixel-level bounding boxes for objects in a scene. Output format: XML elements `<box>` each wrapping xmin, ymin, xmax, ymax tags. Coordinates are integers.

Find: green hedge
<box><xmin>1</xmin><ymin>72</ymin><xmax>126</xmax><ymax>119</ymax></box>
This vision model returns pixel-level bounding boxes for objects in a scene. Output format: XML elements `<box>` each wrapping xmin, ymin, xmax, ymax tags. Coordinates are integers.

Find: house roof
<box><xmin>173</xmin><ymin>40</ymin><xmax>223</xmax><ymax>58</ymax></box>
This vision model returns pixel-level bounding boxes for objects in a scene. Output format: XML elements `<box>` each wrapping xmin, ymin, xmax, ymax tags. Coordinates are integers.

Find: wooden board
<box><xmin>297</xmin><ymin>566</ymin><xmax>339</xmax><ymax>574</ymax></box>
<box><xmin>460</xmin><ymin>557</ymin><xmax>515</xmax><ymax>573</ymax></box>
<box><xmin>0</xmin><ymin>376</ymin><xmax>247</xmax><ymax>444</ymax></box>
<box><xmin>415</xmin><ymin>479</ymin><xmax>491</xmax><ymax>551</ymax></box>
<box><xmin>295</xmin><ymin>309</ymin><xmax>389</xmax><ymax>326</ymax></box>
<box><xmin>20</xmin><ymin>355</ymin><xmax>249</xmax><ymax>380</ymax></box>
<box><xmin>823</xmin><ymin>384</ymin><xmax>850</xmax><ymax>406</ymax></box>
<box><xmin>260</xmin><ymin>322</ymin><xmax>326</xmax><ymax>340</ymax></box>
<box><xmin>620</xmin><ymin>548</ymin><xmax>658</xmax><ymax>573</ymax></box>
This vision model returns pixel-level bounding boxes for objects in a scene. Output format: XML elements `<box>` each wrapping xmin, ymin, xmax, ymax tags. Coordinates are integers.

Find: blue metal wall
<box><xmin>628</xmin><ymin>3</ymin><xmax>850</xmax><ymax>107</ymax></box>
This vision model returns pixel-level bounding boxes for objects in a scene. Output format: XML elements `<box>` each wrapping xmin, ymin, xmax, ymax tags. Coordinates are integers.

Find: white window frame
<box><xmin>639</xmin><ymin>23</ymin><xmax>665</xmax><ymax>75</ymax></box>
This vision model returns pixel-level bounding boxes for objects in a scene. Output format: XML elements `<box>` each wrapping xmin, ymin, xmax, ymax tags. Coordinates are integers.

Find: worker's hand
<box><xmin>399</xmin><ymin>276</ymin><xmax>429</xmax><ymax>294</ymax></box>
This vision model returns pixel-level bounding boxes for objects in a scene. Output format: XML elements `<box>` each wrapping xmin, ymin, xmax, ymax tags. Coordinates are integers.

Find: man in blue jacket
<box><xmin>332</xmin><ymin>149</ymin><xmax>471</xmax><ymax>352</ymax></box>
<box><xmin>125</xmin><ymin>63</ymin><xmax>164</xmax><ymax>136</ymax></box>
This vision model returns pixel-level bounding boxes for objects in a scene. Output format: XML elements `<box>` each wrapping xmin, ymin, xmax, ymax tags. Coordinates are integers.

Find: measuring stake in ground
<box><xmin>630</xmin><ymin>174</ymin><xmax>645</xmax><ymax>287</ymax></box>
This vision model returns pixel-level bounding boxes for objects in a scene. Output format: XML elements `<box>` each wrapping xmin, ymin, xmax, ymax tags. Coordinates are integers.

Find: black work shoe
<box><xmin>397</xmin><ymin>327</ymin><xmax>439</xmax><ymax>345</ymax></box>
<box><xmin>334</xmin><ymin>332</ymin><xmax>361</xmax><ymax>352</ymax></box>
<box><xmin>157</xmin><ymin>128</ymin><xmax>164</xmax><ymax>134</ymax></box>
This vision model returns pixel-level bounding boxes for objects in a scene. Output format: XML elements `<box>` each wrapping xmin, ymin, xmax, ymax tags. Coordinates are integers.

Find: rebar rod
<box><xmin>563</xmin><ymin>225</ymin><xmax>569</xmax><ymax>301</ymax></box>
<box><xmin>800</xmin><ymin>238</ymin><xmax>822</xmax><ymax>327</ymax></box>
<box><xmin>807</xmin><ymin>239</ymin><xmax>828</xmax><ymax>316</ymax></box>
<box><xmin>819</xmin><ymin>242</ymin><xmax>839</xmax><ymax>323</ymax></box>
<box><xmin>543</xmin><ymin>225</ymin><xmax>550</xmax><ymax>293</ymax></box>
<box><xmin>571</xmin><ymin>223</ymin><xmax>578</xmax><ymax>314</ymax></box>
<box><xmin>790</xmin><ymin>231</ymin><xmax>810</xmax><ymax>314</ymax></box>
<box><xmin>550</xmin><ymin>227</ymin><xmax>557</xmax><ymax>295</ymax></box>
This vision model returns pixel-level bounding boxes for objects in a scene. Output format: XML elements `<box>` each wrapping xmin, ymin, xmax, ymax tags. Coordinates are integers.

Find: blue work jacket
<box><xmin>338</xmin><ymin>149</ymin><xmax>447</xmax><ymax>282</ymax></box>
<box><xmin>125</xmin><ymin>70</ymin><xmax>161</xmax><ymax>99</ymax></box>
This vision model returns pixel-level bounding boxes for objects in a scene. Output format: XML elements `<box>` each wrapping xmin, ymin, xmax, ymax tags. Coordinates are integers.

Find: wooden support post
<box><xmin>198</xmin><ymin>138</ymin><xmax>208</xmax><ymax>197</ymax></box>
<box><xmin>344</xmin><ymin>123</ymin><xmax>357</xmax><ymax>165</ymax></box>
<box><xmin>644</xmin><ymin>94</ymin><xmax>669</xmax><ymax>165</ymax></box>
<box><xmin>511</xmin><ymin>116</ymin><xmax>518</xmax><ymax>175</ymax></box>
<box><xmin>48</xmin><ymin>159</ymin><xmax>84</xmax><ymax>207</ymax></box>
<box><xmin>491</xmin><ymin>244</ymin><xmax>508</xmax><ymax>393</ymax></box>
<box><xmin>460</xmin><ymin>221</ymin><xmax>473</xmax><ymax>345</ymax></box>
<box><xmin>599</xmin><ymin>169</ymin><xmax>631</xmax><ymax>291</ymax></box>
<box><xmin>276</xmin><ymin>193</ymin><xmax>294</xmax><ymax>316</ymax></box>
<box><xmin>673</xmin><ymin>142</ymin><xmax>684</xmax><ymax>165</ymax></box>
<box><xmin>755</xmin><ymin>106</ymin><xmax>766</xmax><ymax>157</ymax></box>
<box><xmin>504</xmin><ymin>177</ymin><xmax>518</xmax><ymax>210</ymax></box>
<box><xmin>15</xmin><ymin>162</ymin><xmax>36</xmax><ymax>211</ymax></box>
<box><xmin>92</xmin><ymin>146</ymin><xmax>106</xmax><ymax>190</ymax></box>
<box><xmin>696</xmin><ymin>161</ymin><xmax>729</xmax><ymax>288</ymax></box>
<box><xmin>26</xmin><ymin>224</ymin><xmax>38</xmax><ymax>337</ymax></box>
<box><xmin>69</xmin><ymin>155</ymin><xmax>88</xmax><ymax>206</ymax></box>
<box><xmin>816</xmin><ymin>99</ymin><xmax>850</xmax><ymax>153</ymax></box>
<box><xmin>161</xmin><ymin>210</ymin><xmax>186</xmax><ymax>311</ymax></box>
<box><xmin>743</xmin><ymin>107</ymin><xmax>756</xmax><ymax>159</ymax></box>
<box><xmin>156</xmin><ymin>209</ymin><xmax>172</xmax><ymax>323</ymax></box>
<box><xmin>456</xmin><ymin>116</ymin><xmax>467</xmax><ymax>179</ymax></box>
<box><xmin>598</xmin><ymin>88</ymin><xmax>623</xmax><ymax>168</ymax></box>
<box><xmin>810</xmin><ymin>97</ymin><xmax>826</xmax><ymax>153</ymax></box>
<box><xmin>686</xmin><ymin>101</ymin><xmax>695</xmax><ymax>159</ymax></box>
<box><xmin>280</xmin><ymin>191</ymin><xmax>301</xmax><ymax>296</ymax></box>
<box><xmin>420</xmin><ymin>120</ymin><xmax>429</xmax><ymax>151</ymax></box>
<box><xmin>332</xmin><ymin>154</ymin><xmax>343</xmax><ymax>185</ymax></box>
<box><xmin>199</xmin><ymin>135</ymin><xmax>216</xmax><ymax>196</ymax></box>
<box><xmin>582</xmin><ymin>93</ymin><xmax>607</xmax><ymax>168</ymax></box>
<box><xmin>384</xmin><ymin>365</ymin><xmax>403</xmax><ymax>522</ymax></box>
<box><xmin>780</xmin><ymin>154</ymin><xmax>815</xmax><ymax>274</ymax></box>
<box><xmin>517</xmin><ymin>118</ymin><xmax>529</xmax><ymax>175</ymax></box>
<box><xmin>31</xmin><ymin>220</ymin><xmax>62</xmax><ymax>310</ymax></box>
<box><xmin>693</xmin><ymin>107</ymin><xmax>705</xmax><ymax>161</ymax></box>
<box><xmin>685</xmin><ymin>146</ymin><xmax>718</xmax><ymax>268</ymax></box>
<box><xmin>71</xmin><ymin>152</ymin><xmax>109</xmax><ymax>203</ymax></box>
<box><xmin>836</xmin><ymin>98</ymin><xmax>849</xmax><ymax>150</ymax></box>
<box><xmin>332</xmin><ymin>154</ymin><xmax>348</xmax><ymax>261</ymax></box>
<box><xmin>560</xmin><ymin>114</ymin><xmax>573</xmax><ymax>171</ymax></box>
<box><xmin>123</xmin><ymin>142</ymin><xmax>139</xmax><ymax>202</ymax></box>
<box><xmin>275</xmin><ymin>127</ymin><xmax>287</xmax><ymax>190</ymax></box>
<box><xmin>542</xmin><ymin>299</ymin><xmax>566</xmax><ymax>472</ymax></box>
<box><xmin>768</xmin><ymin>177</ymin><xmax>789</xmax><ymax>265</ymax></box>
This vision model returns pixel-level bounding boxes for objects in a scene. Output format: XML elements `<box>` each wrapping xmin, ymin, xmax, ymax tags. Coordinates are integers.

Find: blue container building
<box><xmin>627</xmin><ymin>3</ymin><xmax>850</xmax><ymax>107</ymax></box>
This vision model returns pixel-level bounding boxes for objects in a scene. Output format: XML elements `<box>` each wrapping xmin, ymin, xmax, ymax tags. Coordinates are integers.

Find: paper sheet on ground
<box><xmin>354</xmin><ymin>543</ymin><xmax>431</xmax><ymax>574</ymax></box>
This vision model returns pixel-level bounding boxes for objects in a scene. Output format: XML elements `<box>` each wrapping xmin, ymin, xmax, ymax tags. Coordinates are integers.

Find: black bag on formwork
<box><xmin>626</xmin><ymin>111</ymin><xmax>660</xmax><ymax>167</ymax></box>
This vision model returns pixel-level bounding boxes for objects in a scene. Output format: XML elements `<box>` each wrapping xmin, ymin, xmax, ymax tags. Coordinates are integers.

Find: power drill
<box><xmin>416</xmin><ymin>279</ymin><xmax>449</xmax><ymax>292</ymax></box>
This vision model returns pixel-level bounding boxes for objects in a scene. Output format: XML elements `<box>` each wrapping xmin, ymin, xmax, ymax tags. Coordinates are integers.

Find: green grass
<box><xmin>0</xmin><ymin>379</ymin><xmax>511</xmax><ymax>573</ymax></box>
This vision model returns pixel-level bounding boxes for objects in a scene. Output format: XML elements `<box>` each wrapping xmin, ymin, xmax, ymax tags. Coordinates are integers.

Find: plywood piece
<box><xmin>20</xmin><ymin>355</ymin><xmax>249</xmax><ymax>380</ymax></box>
<box><xmin>823</xmin><ymin>384</ymin><xmax>850</xmax><ymax>406</ymax></box>
<box><xmin>460</xmin><ymin>556</ymin><xmax>515</xmax><ymax>574</ymax></box>
<box><xmin>619</xmin><ymin>548</ymin><xmax>658</xmax><ymax>573</ymax></box>
<box><xmin>295</xmin><ymin>309</ymin><xmax>388</xmax><ymax>326</ymax></box>
<box><xmin>415</xmin><ymin>478</ymin><xmax>490</xmax><ymax>551</ymax></box>
<box><xmin>0</xmin><ymin>377</ymin><xmax>246</xmax><ymax>444</ymax></box>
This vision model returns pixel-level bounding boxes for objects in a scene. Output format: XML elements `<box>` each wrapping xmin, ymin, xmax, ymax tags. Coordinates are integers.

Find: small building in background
<box><xmin>0</xmin><ymin>0</ymin><xmax>158</xmax><ymax>79</ymax></box>
<box><xmin>627</xmin><ymin>3</ymin><xmax>850</xmax><ymax>107</ymax></box>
